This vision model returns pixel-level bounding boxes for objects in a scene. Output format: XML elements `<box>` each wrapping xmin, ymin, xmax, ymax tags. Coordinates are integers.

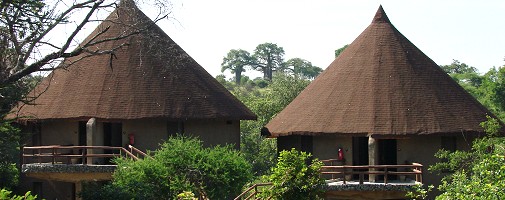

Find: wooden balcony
<box><xmin>21</xmin><ymin>145</ymin><xmax>148</xmax><ymax>182</ymax></box>
<box><xmin>320</xmin><ymin>159</ymin><xmax>423</xmax><ymax>199</ymax></box>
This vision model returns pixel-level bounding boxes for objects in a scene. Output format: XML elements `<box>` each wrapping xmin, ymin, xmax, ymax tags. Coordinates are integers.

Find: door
<box><xmin>378</xmin><ymin>139</ymin><xmax>397</xmax><ymax>180</ymax></box>
<box><xmin>352</xmin><ymin>137</ymin><xmax>369</xmax><ymax>165</ymax></box>
<box><xmin>352</xmin><ymin>137</ymin><xmax>369</xmax><ymax>179</ymax></box>
<box><xmin>103</xmin><ymin>123</ymin><xmax>122</xmax><ymax>164</ymax></box>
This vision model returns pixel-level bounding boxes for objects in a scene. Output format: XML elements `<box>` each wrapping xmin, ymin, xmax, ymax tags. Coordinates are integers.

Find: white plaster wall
<box><xmin>313</xmin><ymin>135</ymin><xmax>353</xmax><ymax>164</ymax></box>
<box><xmin>122</xmin><ymin>119</ymin><xmax>168</xmax><ymax>152</ymax></box>
<box><xmin>41</xmin><ymin>121</ymin><xmax>78</xmax><ymax>146</ymax></box>
<box><xmin>185</xmin><ymin>120</ymin><xmax>240</xmax><ymax>149</ymax></box>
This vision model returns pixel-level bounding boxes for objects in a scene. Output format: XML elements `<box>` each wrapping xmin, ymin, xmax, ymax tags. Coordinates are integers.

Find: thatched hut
<box><xmin>263</xmin><ymin>6</ymin><xmax>498</xmax><ymax>199</ymax></box>
<box><xmin>12</xmin><ymin>1</ymin><xmax>255</xmax><ymax>199</ymax></box>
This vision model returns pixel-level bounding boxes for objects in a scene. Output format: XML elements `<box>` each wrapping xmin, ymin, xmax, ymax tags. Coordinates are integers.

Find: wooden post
<box><xmin>75</xmin><ymin>181</ymin><xmax>82</xmax><ymax>200</ymax></box>
<box><xmin>368</xmin><ymin>136</ymin><xmax>378</xmax><ymax>183</ymax></box>
<box><xmin>86</xmin><ymin>118</ymin><xmax>96</xmax><ymax>164</ymax></box>
<box><xmin>384</xmin><ymin>167</ymin><xmax>388</xmax><ymax>184</ymax></box>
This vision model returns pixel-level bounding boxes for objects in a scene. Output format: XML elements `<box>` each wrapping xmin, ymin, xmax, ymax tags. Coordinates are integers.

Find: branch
<box><xmin>20</xmin><ymin>0</ymin><xmax>101</xmax><ymax>67</ymax></box>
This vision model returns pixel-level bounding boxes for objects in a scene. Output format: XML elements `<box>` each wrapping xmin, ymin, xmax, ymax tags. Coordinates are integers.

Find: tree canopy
<box><xmin>221</xmin><ymin>49</ymin><xmax>252</xmax><ymax>85</ymax></box>
<box><xmin>221</xmin><ymin>43</ymin><xmax>322</xmax><ymax>83</ymax></box>
<box><xmin>284</xmin><ymin>58</ymin><xmax>322</xmax><ymax>80</ymax></box>
<box><xmin>252</xmin><ymin>43</ymin><xmax>285</xmax><ymax>81</ymax></box>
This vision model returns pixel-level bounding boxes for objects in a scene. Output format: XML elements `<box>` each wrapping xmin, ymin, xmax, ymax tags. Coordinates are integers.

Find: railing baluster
<box><xmin>384</xmin><ymin>167</ymin><xmax>388</xmax><ymax>184</ymax></box>
<box><xmin>52</xmin><ymin>147</ymin><xmax>55</xmax><ymax>164</ymax></box>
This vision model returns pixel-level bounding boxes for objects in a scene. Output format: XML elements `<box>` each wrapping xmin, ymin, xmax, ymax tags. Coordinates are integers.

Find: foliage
<box><xmin>0</xmin><ymin>121</ymin><xmax>20</xmax><ymax>190</ymax></box>
<box><xmin>84</xmin><ymin>136</ymin><xmax>252</xmax><ymax>200</ymax></box>
<box><xmin>232</xmin><ymin>73</ymin><xmax>310</xmax><ymax>176</ymax></box>
<box><xmin>334</xmin><ymin>44</ymin><xmax>349</xmax><ymax>58</ymax></box>
<box><xmin>406</xmin><ymin>184</ymin><xmax>433</xmax><ymax>200</ymax></box>
<box><xmin>283</xmin><ymin>58</ymin><xmax>322</xmax><ymax>80</ymax></box>
<box><xmin>252</xmin><ymin>43</ymin><xmax>285</xmax><ymax>81</ymax></box>
<box><xmin>428</xmin><ymin>116</ymin><xmax>505</xmax><ymax>199</ymax></box>
<box><xmin>0</xmin><ymin>75</ymin><xmax>42</xmax><ymax>116</ymax></box>
<box><xmin>221</xmin><ymin>49</ymin><xmax>253</xmax><ymax>85</ymax></box>
<box><xmin>261</xmin><ymin>148</ymin><xmax>325</xmax><ymax>200</ymax></box>
<box><xmin>177</xmin><ymin>191</ymin><xmax>197</xmax><ymax>200</ymax></box>
<box><xmin>440</xmin><ymin>60</ymin><xmax>505</xmax><ymax>120</ymax></box>
<box><xmin>0</xmin><ymin>189</ymin><xmax>38</xmax><ymax>200</ymax></box>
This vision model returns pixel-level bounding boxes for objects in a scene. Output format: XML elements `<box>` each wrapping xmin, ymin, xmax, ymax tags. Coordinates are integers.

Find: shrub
<box><xmin>262</xmin><ymin>148</ymin><xmax>325</xmax><ymax>200</ymax></box>
<box><xmin>0</xmin><ymin>189</ymin><xmax>38</xmax><ymax>200</ymax></box>
<box><xmin>84</xmin><ymin>135</ymin><xmax>253</xmax><ymax>200</ymax></box>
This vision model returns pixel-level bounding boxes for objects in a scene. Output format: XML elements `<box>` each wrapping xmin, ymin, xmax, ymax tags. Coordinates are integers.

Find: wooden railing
<box><xmin>320</xmin><ymin>161</ymin><xmax>423</xmax><ymax>184</ymax></box>
<box><xmin>22</xmin><ymin>145</ymin><xmax>141</xmax><ymax>165</ymax></box>
<box><xmin>233</xmin><ymin>183</ymin><xmax>272</xmax><ymax>200</ymax></box>
<box><xmin>127</xmin><ymin>145</ymin><xmax>151</xmax><ymax>159</ymax></box>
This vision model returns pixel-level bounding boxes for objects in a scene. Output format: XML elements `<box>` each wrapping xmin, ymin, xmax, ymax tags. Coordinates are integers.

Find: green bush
<box><xmin>428</xmin><ymin>116</ymin><xmax>505</xmax><ymax>199</ymax></box>
<box><xmin>84</xmin><ymin>135</ymin><xmax>253</xmax><ymax>200</ymax></box>
<box><xmin>0</xmin><ymin>121</ymin><xmax>20</xmax><ymax>189</ymax></box>
<box><xmin>262</xmin><ymin>148</ymin><xmax>325</xmax><ymax>200</ymax></box>
<box><xmin>0</xmin><ymin>189</ymin><xmax>38</xmax><ymax>200</ymax></box>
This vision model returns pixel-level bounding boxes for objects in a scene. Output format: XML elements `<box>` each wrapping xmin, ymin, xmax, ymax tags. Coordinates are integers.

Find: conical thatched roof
<box><xmin>264</xmin><ymin>6</ymin><xmax>494</xmax><ymax>137</ymax></box>
<box><xmin>12</xmin><ymin>1</ymin><xmax>256</xmax><ymax>121</ymax></box>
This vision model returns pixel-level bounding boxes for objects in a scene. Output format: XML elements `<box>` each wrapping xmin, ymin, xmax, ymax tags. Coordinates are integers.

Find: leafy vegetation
<box><xmin>0</xmin><ymin>121</ymin><xmax>20</xmax><ymax>190</ymax></box>
<box><xmin>221</xmin><ymin>42</ymin><xmax>322</xmax><ymax>83</ymax></box>
<box><xmin>261</xmin><ymin>148</ymin><xmax>325</xmax><ymax>200</ymax></box>
<box><xmin>227</xmin><ymin>73</ymin><xmax>310</xmax><ymax>177</ymax></box>
<box><xmin>82</xmin><ymin>136</ymin><xmax>252</xmax><ymax>200</ymax></box>
<box><xmin>426</xmin><ymin>116</ymin><xmax>505</xmax><ymax>199</ymax></box>
<box><xmin>440</xmin><ymin>60</ymin><xmax>505</xmax><ymax>119</ymax></box>
<box><xmin>0</xmin><ymin>189</ymin><xmax>38</xmax><ymax>200</ymax></box>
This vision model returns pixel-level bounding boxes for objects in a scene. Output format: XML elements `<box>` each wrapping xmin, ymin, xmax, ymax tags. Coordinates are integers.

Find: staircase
<box><xmin>234</xmin><ymin>183</ymin><xmax>272</xmax><ymax>200</ymax></box>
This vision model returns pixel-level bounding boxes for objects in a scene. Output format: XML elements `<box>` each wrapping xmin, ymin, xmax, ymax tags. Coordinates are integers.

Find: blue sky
<box><xmin>146</xmin><ymin>0</ymin><xmax>505</xmax><ymax>78</ymax></box>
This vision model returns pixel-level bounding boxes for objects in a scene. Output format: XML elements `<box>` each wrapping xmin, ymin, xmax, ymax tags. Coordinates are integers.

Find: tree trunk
<box><xmin>235</xmin><ymin>70</ymin><xmax>241</xmax><ymax>85</ymax></box>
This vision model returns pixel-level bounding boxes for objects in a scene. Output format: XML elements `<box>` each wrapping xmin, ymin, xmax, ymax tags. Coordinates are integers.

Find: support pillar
<box><xmin>75</xmin><ymin>181</ymin><xmax>83</xmax><ymax>200</ymax></box>
<box><xmin>368</xmin><ymin>136</ymin><xmax>378</xmax><ymax>183</ymax></box>
<box><xmin>86</xmin><ymin>118</ymin><xmax>96</xmax><ymax>164</ymax></box>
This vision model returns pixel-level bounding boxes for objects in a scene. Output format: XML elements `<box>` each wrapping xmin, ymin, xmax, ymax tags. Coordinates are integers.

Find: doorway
<box><xmin>103</xmin><ymin>123</ymin><xmax>122</xmax><ymax>164</ymax></box>
<box><xmin>352</xmin><ymin>137</ymin><xmax>369</xmax><ymax>179</ymax></box>
<box><xmin>352</xmin><ymin>137</ymin><xmax>369</xmax><ymax>165</ymax></box>
<box><xmin>378</xmin><ymin>139</ymin><xmax>397</xmax><ymax>180</ymax></box>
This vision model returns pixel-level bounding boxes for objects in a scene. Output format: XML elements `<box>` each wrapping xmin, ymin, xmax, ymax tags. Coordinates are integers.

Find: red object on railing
<box><xmin>338</xmin><ymin>148</ymin><xmax>344</xmax><ymax>160</ymax></box>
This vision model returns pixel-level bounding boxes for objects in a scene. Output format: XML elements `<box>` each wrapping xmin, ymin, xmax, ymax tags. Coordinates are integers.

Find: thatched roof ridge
<box><xmin>11</xmin><ymin>1</ymin><xmax>256</xmax><ymax>121</ymax></box>
<box><xmin>264</xmin><ymin>6</ymin><xmax>496</xmax><ymax>137</ymax></box>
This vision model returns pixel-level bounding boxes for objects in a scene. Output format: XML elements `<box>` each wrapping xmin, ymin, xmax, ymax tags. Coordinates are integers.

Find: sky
<box><xmin>138</xmin><ymin>0</ymin><xmax>505</xmax><ymax>79</ymax></box>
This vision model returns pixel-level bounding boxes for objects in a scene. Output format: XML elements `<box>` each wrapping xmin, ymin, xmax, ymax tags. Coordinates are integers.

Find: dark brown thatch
<box><xmin>12</xmin><ymin>1</ymin><xmax>256</xmax><ymax>121</ymax></box>
<box><xmin>264</xmin><ymin>6</ymin><xmax>495</xmax><ymax>137</ymax></box>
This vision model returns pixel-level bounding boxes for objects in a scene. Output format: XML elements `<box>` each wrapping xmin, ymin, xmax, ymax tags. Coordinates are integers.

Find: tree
<box><xmin>233</xmin><ymin>73</ymin><xmax>310</xmax><ymax>176</ymax></box>
<box><xmin>221</xmin><ymin>49</ymin><xmax>252</xmax><ymax>85</ymax></box>
<box><xmin>83</xmin><ymin>135</ymin><xmax>253</xmax><ymax>200</ymax></box>
<box><xmin>334</xmin><ymin>44</ymin><xmax>349</xmax><ymax>58</ymax></box>
<box><xmin>440</xmin><ymin>60</ymin><xmax>478</xmax><ymax>74</ymax></box>
<box><xmin>284</xmin><ymin>58</ymin><xmax>323</xmax><ymax>80</ymax></box>
<box><xmin>252</xmin><ymin>43</ymin><xmax>285</xmax><ymax>81</ymax></box>
<box><xmin>440</xmin><ymin>60</ymin><xmax>482</xmax><ymax>97</ymax></box>
<box><xmin>261</xmin><ymin>149</ymin><xmax>325</xmax><ymax>200</ymax></box>
<box><xmin>0</xmin><ymin>0</ymin><xmax>172</xmax><ymax>89</ymax></box>
<box><xmin>0</xmin><ymin>121</ymin><xmax>20</xmax><ymax>190</ymax></box>
<box><xmin>428</xmin><ymin>116</ymin><xmax>505</xmax><ymax>199</ymax></box>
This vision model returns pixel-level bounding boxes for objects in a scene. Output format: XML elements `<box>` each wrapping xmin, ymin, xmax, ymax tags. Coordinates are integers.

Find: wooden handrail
<box><xmin>234</xmin><ymin>183</ymin><xmax>272</xmax><ymax>200</ymax></box>
<box><xmin>128</xmin><ymin>145</ymin><xmax>151</xmax><ymax>159</ymax></box>
<box><xmin>22</xmin><ymin>145</ymin><xmax>142</xmax><ymax>165</ymax></box>
<box><xmin>320</xmin><ymin>163</ymin><xmax>423</xmax><ymax>184</ymax></box>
